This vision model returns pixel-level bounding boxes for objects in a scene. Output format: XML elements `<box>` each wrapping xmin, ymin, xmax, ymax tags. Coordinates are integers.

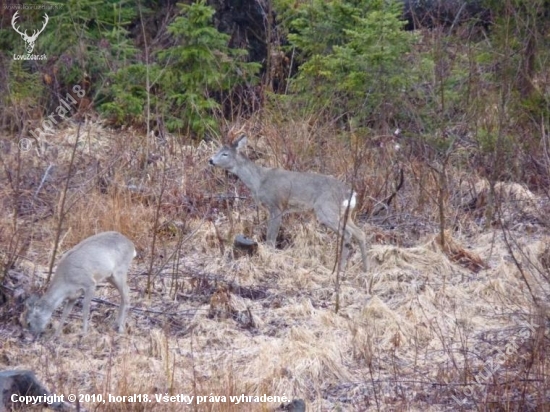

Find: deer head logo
<box><xmin>12</xmin><ymin>11</ymin><xmax>49</xmax><ymax>55</ymax></box>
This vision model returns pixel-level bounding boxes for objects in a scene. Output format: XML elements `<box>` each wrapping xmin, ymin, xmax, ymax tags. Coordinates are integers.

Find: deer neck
<box><xmin>232</xmin><ymin>157</ymin><xmax>266</xmax><ymax>194</ymax></box>
<box><xmin>41</xmin><ymin>283</ymin><xmax>68</xmax><ymax>312</ymax></box>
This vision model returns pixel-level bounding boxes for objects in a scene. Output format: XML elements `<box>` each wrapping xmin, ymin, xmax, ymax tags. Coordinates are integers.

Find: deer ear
<box><xmin>233</xmin><ymin>135</ymin><xmax>247</xmax><ymax>151</ymax></box>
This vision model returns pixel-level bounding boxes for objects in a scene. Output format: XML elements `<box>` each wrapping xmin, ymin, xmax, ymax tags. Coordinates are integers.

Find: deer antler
<box><xmin>36</xmin><ymin>14</ymin><xmax>49</xmax><ymax>37</ymax></box>
<box><xmin>227</xmin><ymin>124</ymin><xmax>247</xmax><ymax>143</ymax></box>
<box><xmin>28</xmin><ymin>13</ymin><xmax>49</xmax><ymax>42</ymax></box>
<box><xmin>11</xmin><ymin>11</ymin><xmax>28</xmax><ymax>38</ymax></box>
<box><xmin>11</xmin><ymin>12</ymin><xmax>48</xmax><ymax>42</ymax></box>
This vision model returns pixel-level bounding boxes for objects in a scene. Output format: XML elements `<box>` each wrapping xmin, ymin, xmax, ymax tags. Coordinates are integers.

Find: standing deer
<box><xmin>25</xmin><ymin>231</ymin><xmax>136</xmax><ymax>336</ymax></box>
<box><xmin>209</xmin><ymin>136</ymin><xmax>368</xmax><ymax>272</ymax></box>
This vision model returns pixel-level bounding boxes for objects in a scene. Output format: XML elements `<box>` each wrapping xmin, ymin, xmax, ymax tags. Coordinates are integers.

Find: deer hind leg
<box><xmin>316</xmin><ymin>202</ymin><xmax>369</xmax><ymax>273</ymax></box>
<box><xmin>315</xmin><ymin>205</ymin><xmax>355</xmax><ymax>271</ymax></box>
<box><xmin>338</xmin><ymin>230</ymin><xmax>353</xmax><ymax>272</ymax></box>
<box><xmin>344</xmin><ymin>220</ymin><xmax>369</xmax><ymax>273</ymax></box>
<box><xmin>108</xmin><ymin>270</ymin><xmax>130</xmax><ymax>333</ymax></box>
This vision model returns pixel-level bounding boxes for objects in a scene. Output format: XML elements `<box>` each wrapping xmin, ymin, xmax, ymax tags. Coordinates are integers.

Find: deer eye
<box><xmin>222</xmin><ymin>153</ymin><xmax>228</xmax><ymax>157</ymax></box>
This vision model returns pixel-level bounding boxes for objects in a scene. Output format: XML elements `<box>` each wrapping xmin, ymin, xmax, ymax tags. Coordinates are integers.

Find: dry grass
<box><xmin>1</xmin><ymin>120</ymin><xmax>549</xmax><ymax>411</ymax></box>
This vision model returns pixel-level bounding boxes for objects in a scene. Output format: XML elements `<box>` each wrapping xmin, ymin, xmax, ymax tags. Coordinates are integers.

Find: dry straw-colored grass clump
<box><xmin>1</xmin><ymin>122</ymin><xmax>549</xmax><ymax>411</ymax></box>
<box><xmin>459</xmin><ymin>178</ymin><xmax>541</xmax><ymax>226</ymax></box>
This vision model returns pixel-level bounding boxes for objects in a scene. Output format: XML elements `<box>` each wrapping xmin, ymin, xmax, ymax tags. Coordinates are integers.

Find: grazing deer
<box><xmin>209</xmin><ymin>136</ymin><xmax>368</xmax><ymax>272</ymax></box>
<box><xmin>25</xmin><ymin>231</ymin><xmax>136</xmax><ymax>336</ymax></box>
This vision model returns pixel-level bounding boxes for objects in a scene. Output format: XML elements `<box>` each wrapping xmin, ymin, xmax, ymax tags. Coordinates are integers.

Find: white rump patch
<box><xmin>342</xmin><ymin>192</ymin><xmax>357</xmax><ymax>209</ymax></box>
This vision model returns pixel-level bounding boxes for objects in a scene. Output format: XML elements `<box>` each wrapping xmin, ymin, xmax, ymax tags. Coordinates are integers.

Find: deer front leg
<box><xmin>81</xmin><ymin>285</ymin><xmax>96</xmax><ymax>334</ymax></box>
<box><xmin>266</xmin><ymin>210</ymin><xmax>282</xmax><ymax>248</ymax></box>
<box><xmin>54</xmin><ymin>298</ymin><xmax>77</xmax><ymax>337</ymax></box>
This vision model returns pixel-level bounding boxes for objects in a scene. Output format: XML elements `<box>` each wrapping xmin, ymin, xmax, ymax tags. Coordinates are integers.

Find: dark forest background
<box><xmin>1</xmin><ymin>0</ymin><xmax>548</xmax><ymax>186</ymax></box>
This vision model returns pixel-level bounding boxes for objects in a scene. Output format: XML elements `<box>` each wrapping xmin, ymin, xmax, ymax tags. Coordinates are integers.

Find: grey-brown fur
<box><xmin>25</xmin><ymin>231</ymin><xmax>136</xmax><ymax>336</ymax></box>
<box><xmin>209</xmin><ymin>136</ymin><xmax>368</xmax><ymax>272</ymax></box>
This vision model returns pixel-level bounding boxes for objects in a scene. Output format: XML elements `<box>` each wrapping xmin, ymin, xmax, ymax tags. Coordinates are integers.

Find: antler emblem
<box><xmin>12</xmin><ymin>11</ymin><xmax>49</xmax><ymax>54</ymax></box>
